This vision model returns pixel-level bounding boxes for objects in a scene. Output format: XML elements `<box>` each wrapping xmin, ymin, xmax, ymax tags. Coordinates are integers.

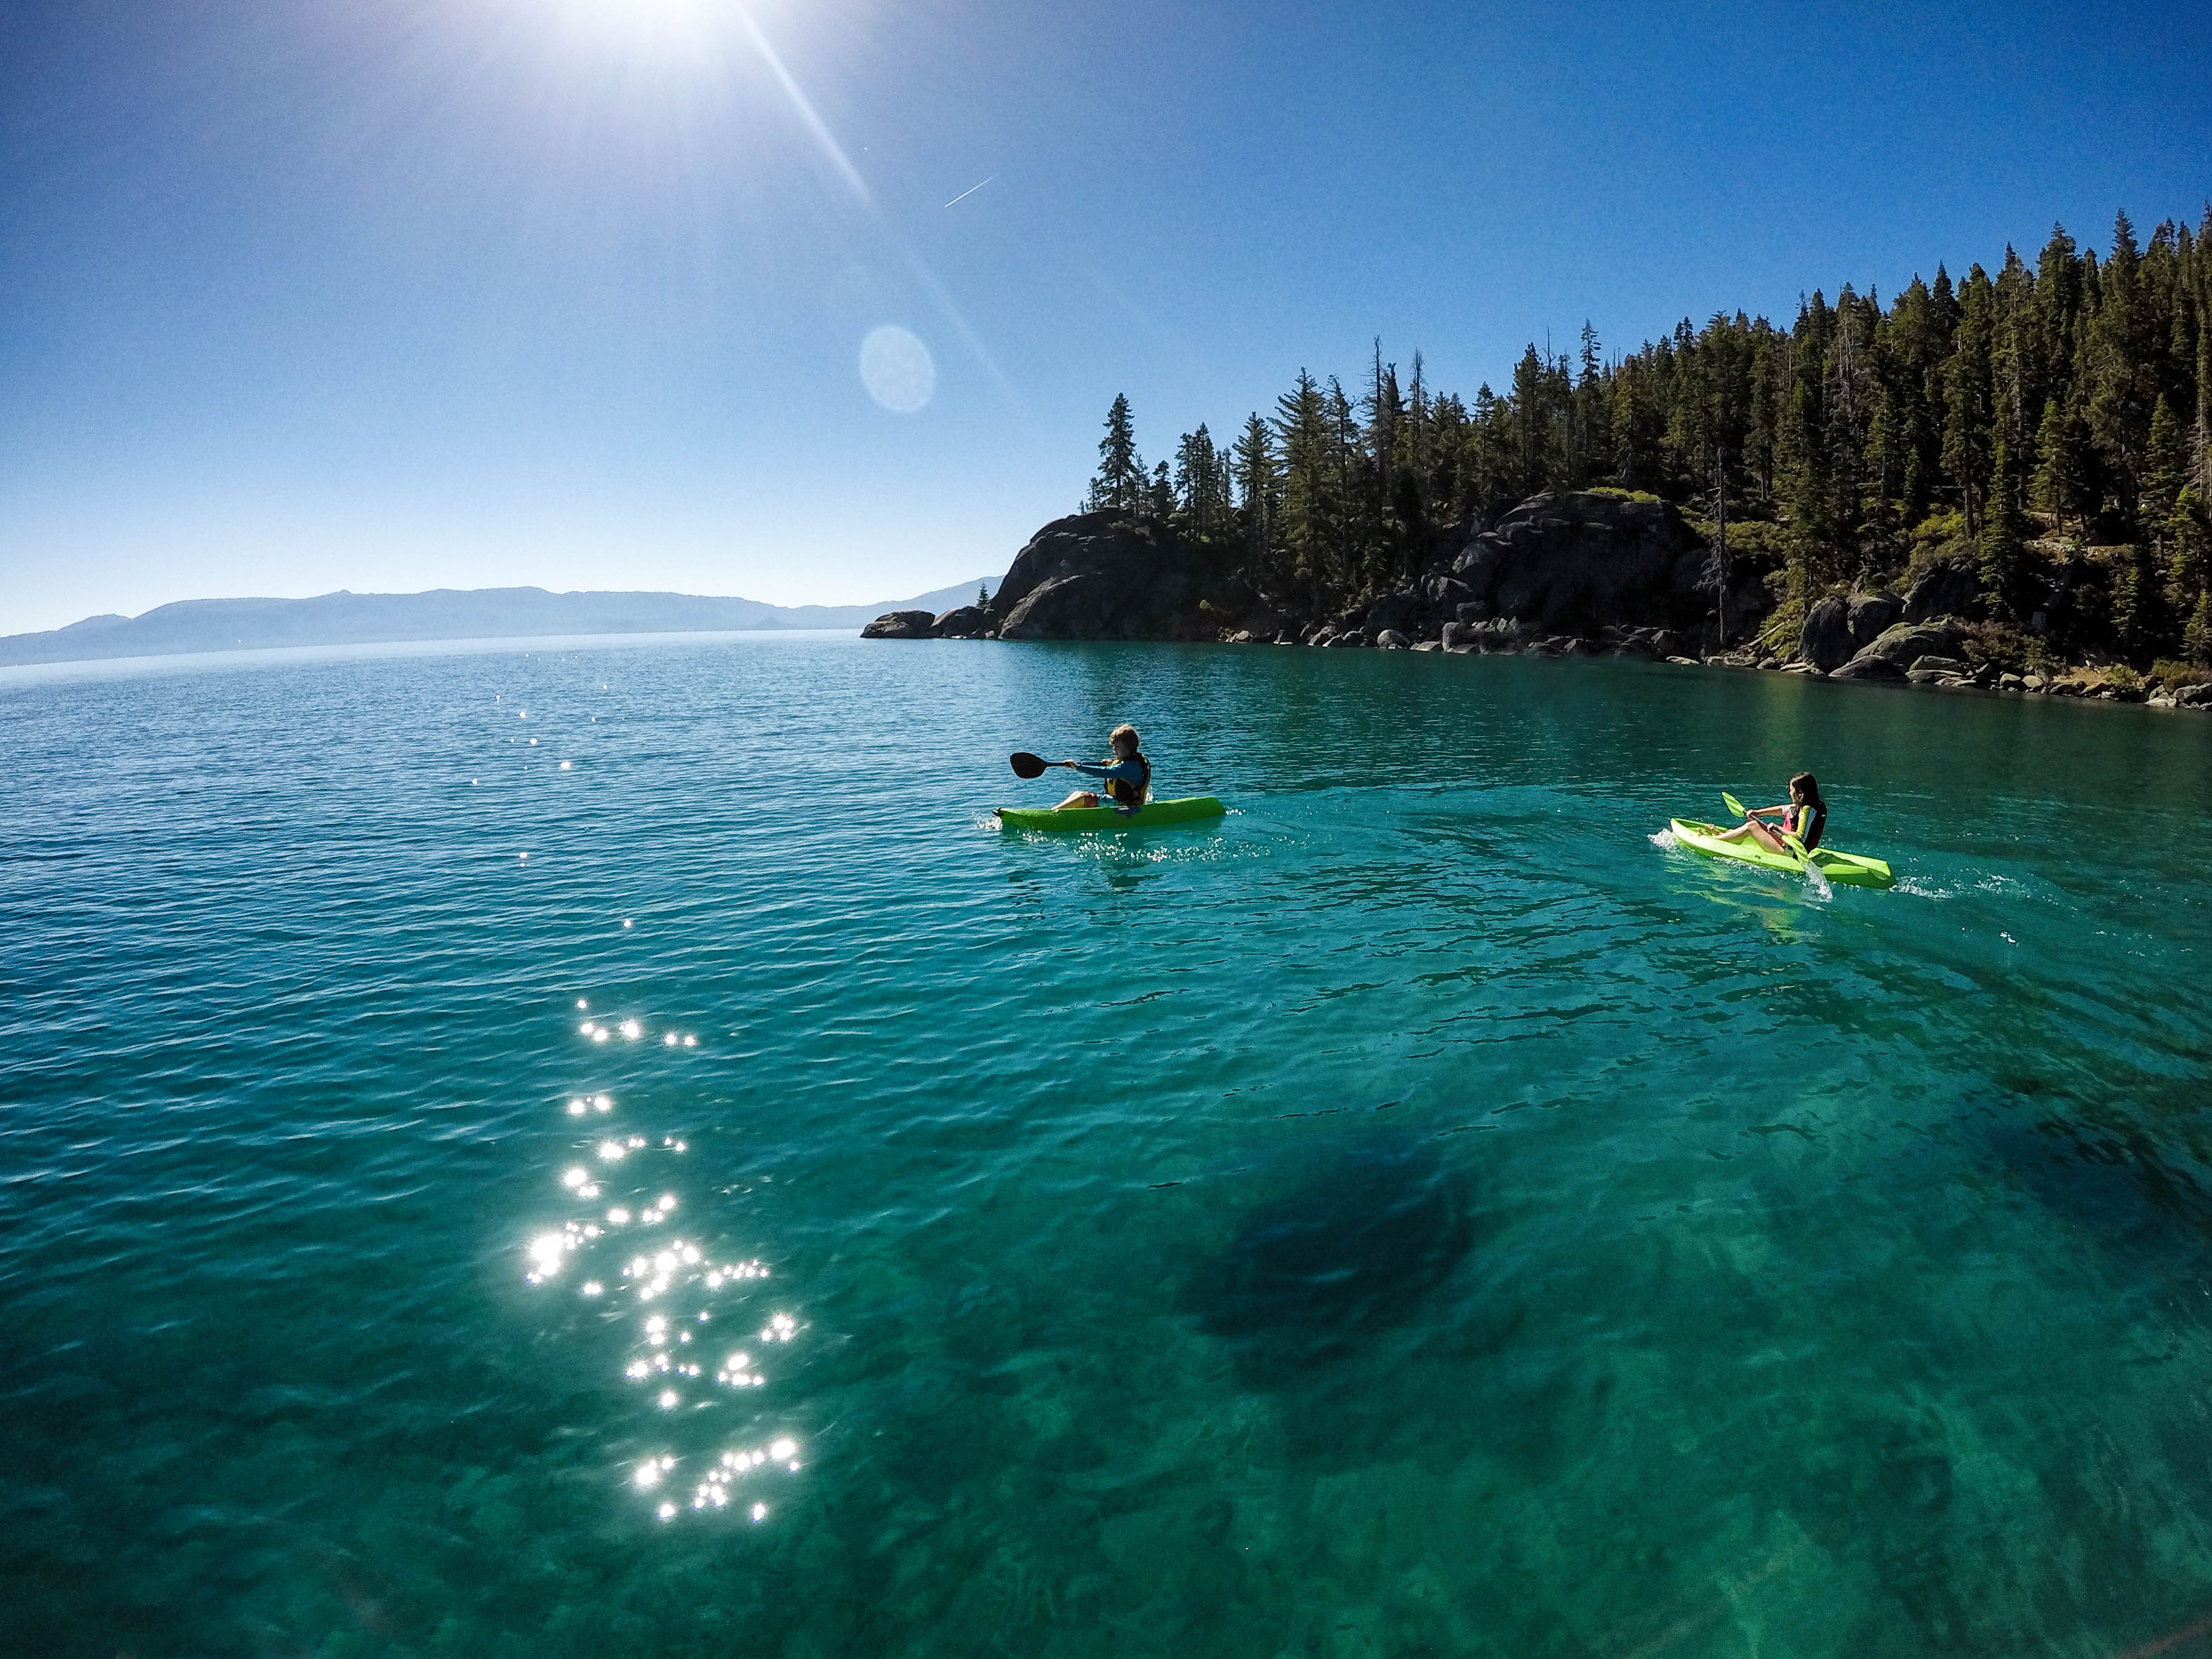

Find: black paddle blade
<box><xmin>1010</xmin><ymin>751</ymin><xmax>1048</xmax><ymax>779</ymax></box>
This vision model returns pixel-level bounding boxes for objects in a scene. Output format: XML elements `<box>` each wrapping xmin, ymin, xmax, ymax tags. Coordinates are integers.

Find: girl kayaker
<box><xmin>1713</xmin><ymin>772</ymin><xmax>1826</xmax><ymax>856</ymax></box>
<box><xmin>1055</xmin><ymin>724</ymin><xmax>1152</xmax><ymax>813</ymax></box>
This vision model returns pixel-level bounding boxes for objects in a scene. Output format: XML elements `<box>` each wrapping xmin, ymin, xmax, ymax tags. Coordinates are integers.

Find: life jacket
<box><xmin>1108</xmin><ymin>752</ymin><xmax>1151</xmax><ymax>808</ymax></box>
<box><xmin>1786</xmin><ymin>802</ymin><xmax>1826</xmax><ymax>850</ymax></box>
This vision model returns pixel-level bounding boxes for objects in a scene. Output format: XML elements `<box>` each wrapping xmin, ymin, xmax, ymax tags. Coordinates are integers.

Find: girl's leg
<box><xmin>1710</xmin><ymin>820</ymin><xmax>1788</xmax><ymax>852</ymax></box>
<box><xmin>1055</xmin><ymin>791</ymin><xmax>1100</xmax><ymax>809</ymax></box>
<box><xmin>1741</xmin><ymin>819</ymin><xmax>1789</xmax><ymax>854</ymax></box>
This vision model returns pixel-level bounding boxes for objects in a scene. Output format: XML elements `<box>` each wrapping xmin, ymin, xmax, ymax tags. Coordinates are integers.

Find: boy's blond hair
<box><xmin>1110</xmin><ymin>724</ymin><xmax>1140</xmax><ymax>749</ymax></box>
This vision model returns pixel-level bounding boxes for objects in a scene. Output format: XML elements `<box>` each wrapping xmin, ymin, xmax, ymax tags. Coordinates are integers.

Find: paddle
<box><xmin>1010</xmin><ymin>751</ymin><xmax>1065</xmax><ymax>780</ymax></box>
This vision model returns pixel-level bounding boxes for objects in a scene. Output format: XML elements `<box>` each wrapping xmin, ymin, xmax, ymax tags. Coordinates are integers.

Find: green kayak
<box><xmin>1668</xmin><ymin>818</ymin><xmax>1895</xmax><ymax>889</ymax></box>
<box><xmin>997</xmin><ymin>796</ymin><xmax>1226</xmax><ymax>833</ymax></box>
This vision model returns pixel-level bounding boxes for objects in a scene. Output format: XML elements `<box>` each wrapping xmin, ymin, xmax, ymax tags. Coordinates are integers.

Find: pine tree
<box><xmin>1174</xmin><ymin>425</ymin><xmax>1228</xmax><ymax>543</ymax></box>
<box><xmin>2168</xmin><ymin>485</ymin><xmax>2210</xmax><ymax>657</ymax></box>
<box><xmin>2184</xmin><ymin>591</ymin><xmax>2212</xmax><ymax>667</ymax></box>
<box><xmin>2032</xmin><ymin>393</ymin><xmax>2096</xmax><ymax>533</ymax></box>
<box><xmin>1942</xmin><ymin>267</ymin><xmax>1995</xmax><ymax>537</ymax></box>
<box><xmin>1276</xmin><ymin>371</ymin><xmax>1335</xmax><ymax>612</ymax></box>
<box><xmin>2084</xmin><ymin>211</ymin><xmax>2159</xmax><ymax>523</ymax></box>
<box><xmin>2144</xmin><ymin>394</ymin><xmax>2187</xmax><ymax>525</ymax></box>
<box><xmin>1148</xmin><ymin>460</ymin><xmax>1175</xmax><ymax>520</ymax></box>
<box><xmin>1086</xmin><ymin>394</ymin><xmax>1144</xmax><ymax>514</ymax></box>
<box><xmin>1233</xmin><ymin>413</ymin><xmax>1281</xmax><ymax>581</ymax></box>
<box><xmin>1981</xmin><ymin>424</ymin><xmax>2027</xmax><ymax>619</ymax></box>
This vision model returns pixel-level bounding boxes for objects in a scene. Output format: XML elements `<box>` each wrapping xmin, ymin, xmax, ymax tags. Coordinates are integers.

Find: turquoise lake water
<box><xmin>5</xmin><ymin>633</ymin><xmax>2212</xmax><ymax>1658</ymax></box>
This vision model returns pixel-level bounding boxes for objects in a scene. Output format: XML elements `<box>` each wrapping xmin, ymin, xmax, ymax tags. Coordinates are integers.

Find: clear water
<box><xmin>5</xmin><ymin>633</ymin><xmax>2212</xmax><ymax>1658</ymax></box>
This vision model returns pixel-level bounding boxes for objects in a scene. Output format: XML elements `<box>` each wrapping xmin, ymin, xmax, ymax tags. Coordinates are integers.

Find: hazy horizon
<box><xmin>5</xmin><ymin>572</ymin><xmax>997</xmax><ymax>637</ymax></box>
<box><xmin>4</xmin><ymin>0</ymin><xmax>2207</xmax><ymax>634</ymax></box>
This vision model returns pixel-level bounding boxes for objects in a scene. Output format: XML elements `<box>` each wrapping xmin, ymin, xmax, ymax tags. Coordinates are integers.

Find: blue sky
<box><xmin>1</xmin><ymin>0</ymin><xmax>2206</xmax><ymax>633</ymax></box>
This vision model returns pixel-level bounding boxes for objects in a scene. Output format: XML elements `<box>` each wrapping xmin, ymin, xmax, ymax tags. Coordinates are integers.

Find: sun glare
<box><xmin>538</xmin><ymin>0</ymin><xmax>747</xmax><ymax>62</ymax></box>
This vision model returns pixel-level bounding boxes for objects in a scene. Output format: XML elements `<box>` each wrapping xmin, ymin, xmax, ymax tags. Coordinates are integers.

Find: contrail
<box><xmin>942</xmin><ymin>174</ymin><xmax>997</xmax><ymax>209</ymax></box>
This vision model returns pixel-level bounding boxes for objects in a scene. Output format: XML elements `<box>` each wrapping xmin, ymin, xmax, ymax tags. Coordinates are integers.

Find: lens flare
<box><xmin>860</xmin><ymin>326</ymin><xmax>934</xmax><ymax>413</ymax></box>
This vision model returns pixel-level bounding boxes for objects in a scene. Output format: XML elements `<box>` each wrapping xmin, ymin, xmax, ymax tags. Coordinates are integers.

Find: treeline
<box><xmin>1084</xmin><ymin>209</ymin><xmax>2212</xmax><ymax>665</ymax></box>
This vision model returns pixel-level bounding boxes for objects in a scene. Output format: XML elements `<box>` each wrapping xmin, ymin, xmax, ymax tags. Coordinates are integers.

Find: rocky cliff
<box><xmin>863</xmin><ymin>512</ymin><xmax>1215</xmax><ymax>642</ymax></box>
<box><xmin>860</xmin><ymin>493</ymin><xmax>2210</xmax><ymax>709</ymax></box>
<box><xmin>866</xmin><ymin>493</ymin><xmax>1749</xmax><ymax>649</ymax></box>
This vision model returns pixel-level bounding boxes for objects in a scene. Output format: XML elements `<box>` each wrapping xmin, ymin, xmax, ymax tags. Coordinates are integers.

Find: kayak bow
<box><xmin>1667</xmin><ymin>818</ymin><xmax>1894</xmax><ymax>889</ymax></box>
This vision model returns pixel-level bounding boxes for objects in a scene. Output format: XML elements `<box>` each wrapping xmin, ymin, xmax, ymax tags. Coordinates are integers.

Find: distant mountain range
<box><xmin>0</xmin><ymin>578</ymin><xmax>993</xmax><ymax>668</ymax></box>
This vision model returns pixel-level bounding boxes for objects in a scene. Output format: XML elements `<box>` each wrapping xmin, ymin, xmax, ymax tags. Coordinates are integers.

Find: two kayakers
<box><xmin>1054</xmin><ymin>724</ymin><xmax>1152</xmax><ymax>813</ymax></box>
<box><xmin>1711</xmin><ymin>772</ymin><xmax>1827</xmax><ymax>855</ymax></box>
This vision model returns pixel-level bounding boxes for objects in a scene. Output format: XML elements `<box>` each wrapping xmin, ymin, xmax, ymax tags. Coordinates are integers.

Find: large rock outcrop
<box><xmin>929</xmin><ymin>605</ymin><xmax>992</xmax><ymax>638</ymax></box>
<box><xmin>1834</xmin><ymin>619</ymin><xmax>1965</xmax><ymax>680</ymax></box>
<box><xmin>1798</xmin><ymin>589</ymin><xmax>1906</xmax><ymax>670</ymax></box>
<box><xmin>1798</xmin><ymin>599</ymin><xmax>1855</xmax><ymax>671</ymax></box>
<box><xmin>1445</xmin><ymin>492</ymin><xmax>1722</xmax><ymax>638</ymax></box>
<box><xmin>991</xmin><ymin>512</ymin><xmax>1204</xmax><ymax>641</ymax></box>
<box><xmin>860</xmin><ymin>610</ymin><xmax>935</xmax><ymax>640</ymax></box>
<box><xmin>1848</xmin><ymin>591</ymin><xmax>1903</xmax><ymax>645</ymax></box>
<box><xmin>1903</xmin><ymin>557</ymin><xmax>1985</xmax><ymax>624</ymax></box>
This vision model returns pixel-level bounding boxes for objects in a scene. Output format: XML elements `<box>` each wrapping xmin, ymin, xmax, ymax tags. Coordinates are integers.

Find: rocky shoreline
<box><xmin>865</xmin><ymin>491</ymin><xmax>2212</xmax><ymax>713</ymax></box>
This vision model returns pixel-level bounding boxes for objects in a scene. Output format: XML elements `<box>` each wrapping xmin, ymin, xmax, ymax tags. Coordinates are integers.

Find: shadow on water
<box><xmin>1186</xmin><ymin>1136</ymin><xmax>1478</xmax><ymax>1388</ymax></box>
<box><xmin>1973</xmin><ymin>1087</ymin><xmax>2212</xmax><ymax>1285</ymax></box>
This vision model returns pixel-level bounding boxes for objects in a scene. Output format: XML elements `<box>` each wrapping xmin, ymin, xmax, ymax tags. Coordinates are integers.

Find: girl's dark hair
<box><xmin>1790</xmin><ymin>772</ymin><xmax>1824</xmax><ymax>809</ymax></box>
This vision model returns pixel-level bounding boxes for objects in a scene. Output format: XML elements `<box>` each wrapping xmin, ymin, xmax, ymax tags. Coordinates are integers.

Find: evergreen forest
<box><xmin>1082</xmin><ymin>209</ymin><xmax>2212</xmax><ymax>673</ymax></box>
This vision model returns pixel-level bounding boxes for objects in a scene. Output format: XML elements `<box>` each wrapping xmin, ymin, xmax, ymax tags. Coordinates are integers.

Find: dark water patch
<box><xmin>1187</xmin><ymin>1137</ymin><xmax>1478</xmax><ymax>1387</ymax></box>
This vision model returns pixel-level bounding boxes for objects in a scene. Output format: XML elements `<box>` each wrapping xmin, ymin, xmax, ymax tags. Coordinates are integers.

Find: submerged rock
<box><xmin>1189</xmin><ymin>1139</ymin><xmax>1474</xmax><ymax>1383</ymax></box>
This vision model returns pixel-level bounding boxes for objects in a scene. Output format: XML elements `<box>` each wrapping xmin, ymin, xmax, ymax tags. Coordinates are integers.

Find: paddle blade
<box><xmin>1010</xmin><ymin>751</ymin><xmax>1049</xmax><ymax>779</ymax></box>
<box><xmin>1722</xmin><ymin>791</ymin><xmax>1748</xmax><ymax>819</ymax></box>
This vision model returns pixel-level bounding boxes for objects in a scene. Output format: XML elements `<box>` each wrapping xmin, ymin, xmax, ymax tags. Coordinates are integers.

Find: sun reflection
<box><xmin>687</xmin><ymin>1436</ymin><xmax>805</xmax><ymax>1514</ymax></box>
<box><xmin>523</xmin><ymin>1055</ymin><xmax>808</xmax><ymax>1531</ymax></box>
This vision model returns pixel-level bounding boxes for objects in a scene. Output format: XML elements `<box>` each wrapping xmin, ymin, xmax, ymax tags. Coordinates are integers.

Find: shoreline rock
<box><xmin>859</xmin><ymin>491</ymin><xmax>2211</xmax><ymax>714</ymax></box>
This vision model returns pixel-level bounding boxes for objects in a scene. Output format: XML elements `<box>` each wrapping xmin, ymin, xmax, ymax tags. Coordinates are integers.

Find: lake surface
<box><xmin>5</xmin><ymin>632</ymin><xmax>2212</xmax><ymax>1658</ymax></box>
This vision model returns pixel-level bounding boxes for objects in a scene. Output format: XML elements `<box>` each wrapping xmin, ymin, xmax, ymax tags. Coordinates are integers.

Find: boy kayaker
<box><xmin>1054</xmin><ymin>724</ymin><xmax>1152</xmax><ymax>813</ymax></box>
<box><xmin>1713</xmin><ymin>773</ymin><xmax>1826</xmax><ymax>855</ymax></box>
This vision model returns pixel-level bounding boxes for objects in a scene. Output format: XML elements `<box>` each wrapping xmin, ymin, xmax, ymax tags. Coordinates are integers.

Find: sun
<box><xmin>537</xmin><ymin>0</ymin><xmax>744</xmax><ymax>62</ymax></box>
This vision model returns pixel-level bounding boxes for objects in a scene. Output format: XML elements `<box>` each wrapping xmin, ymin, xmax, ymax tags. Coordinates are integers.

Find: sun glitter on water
<box><xmin>521</xmin><ymin>994</ymin><xmax>809</xmax><ymax>1529</ymax></box>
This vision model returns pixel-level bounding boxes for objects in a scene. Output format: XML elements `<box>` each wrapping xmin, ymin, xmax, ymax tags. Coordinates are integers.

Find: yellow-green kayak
<box><xmin>1668</xmin><ymin>818</ymin><xmax>1894</xmax><ymax>888</ymax></box>
<box><xmin>997</xmin><ymin>796</ymin><xmax>1226</xmax><ymax>832</ymax></box>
